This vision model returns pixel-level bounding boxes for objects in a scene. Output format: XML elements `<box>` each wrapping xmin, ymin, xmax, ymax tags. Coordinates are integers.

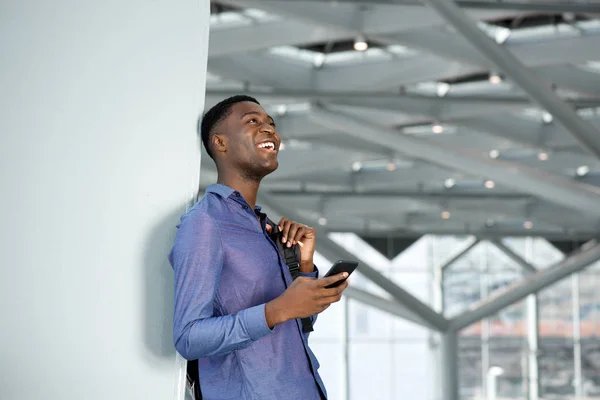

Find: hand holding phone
<box><xmin>265</xmin><ymin>264</ymin><xmax>355</xmax><ymax>327</ymax></box>
<box><xmin>323</xmin><ymin>260</ymin><xmax>358</xmax><ymax>288</ymax></box>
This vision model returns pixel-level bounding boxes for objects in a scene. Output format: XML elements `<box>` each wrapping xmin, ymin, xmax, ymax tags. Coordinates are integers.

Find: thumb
<box><xmin>265</xmin><ymin>224</ymin><xmax>272</xmax><ymax>233</ymax></box>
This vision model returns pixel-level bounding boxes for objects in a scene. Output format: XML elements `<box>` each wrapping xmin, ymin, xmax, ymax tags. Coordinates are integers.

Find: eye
<box><xmin>247</xmin><ymin>118</ymin><xmax>257</xmax><ymax>124</ymax></box>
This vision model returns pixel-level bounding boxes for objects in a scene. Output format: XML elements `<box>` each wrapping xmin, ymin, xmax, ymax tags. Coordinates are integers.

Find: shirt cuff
<box><xmin>298</xmin><ymin>264</ymin><xmax>319</xmax><ymax>278</ymax></box>
<box><xmin>242</xmin><ymin>304</ymin><xmax>273</xmax><ymax>341</ymax></box>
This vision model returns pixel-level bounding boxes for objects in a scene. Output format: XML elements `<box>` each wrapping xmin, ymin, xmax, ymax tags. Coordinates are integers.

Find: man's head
<box><xmin>200</xmin><ymin>95</ymin><xmax>281</xmax><ymax>181</ymax></box>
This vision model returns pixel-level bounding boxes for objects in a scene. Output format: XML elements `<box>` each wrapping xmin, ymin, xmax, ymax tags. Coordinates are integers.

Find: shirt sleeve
<box><xmin>298</xmin><ymin>264</ymin><xmax>319</xmax><ymax>279</ymax></box>
<box><xmin>170</xmin><ymin>209</ymin><xmax>272</xmax><ymax>360</ymax></box>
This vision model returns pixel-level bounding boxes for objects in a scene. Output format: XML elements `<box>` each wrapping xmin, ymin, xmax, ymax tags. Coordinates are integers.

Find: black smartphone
<box><xmin>323</xmin><ymin>260</ymin><xmax>358</xmax><ymax>288</ymax></box>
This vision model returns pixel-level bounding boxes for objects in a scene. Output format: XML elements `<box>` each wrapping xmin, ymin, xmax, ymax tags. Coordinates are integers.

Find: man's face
<box><xmin>217</xmin><ymin>101</ymin><xmax>281</xmax><ymax>179</ymax></box>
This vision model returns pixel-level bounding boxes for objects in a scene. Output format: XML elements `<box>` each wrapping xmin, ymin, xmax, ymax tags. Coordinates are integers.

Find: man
<box><xmin>169</xmin><ymin>95</ymin><xmax>349</xmax><ymax>400</ymax></box>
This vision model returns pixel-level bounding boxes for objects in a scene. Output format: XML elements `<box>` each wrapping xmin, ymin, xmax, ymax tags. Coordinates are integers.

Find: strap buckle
<box><xmin>287</xmin><ymin>261</ymin><xmax>300</xmax><ymax>277</ymax></box>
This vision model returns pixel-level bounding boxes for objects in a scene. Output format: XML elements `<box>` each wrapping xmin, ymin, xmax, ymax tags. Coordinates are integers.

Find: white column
<box><xmin>525</xmin><ymin>237</ymin><xmax>540</xmax><ymax>400</ymax></box>
<box><xmin>343</xmin><ymin>297</ymin><xmax>351</xmax><ymax>400</ymax></box>
<box><xmin>0</xmin><ymin>1</ymin><xmax>209</xmax><ymax>400</ymax></box>
<box><xmin>481</xmin><ymin>242</ymin><xmax>491</xmax><ymax>399</ymax></box>
<box><xmin>440</xmin><ymin>331</ymin><xmax>460</xmax><ymax>400</ymax></box>
<box><xmin>572</xmin><ymin>274</ymin><xmax>583</xmax><ymax>398</ymax></box>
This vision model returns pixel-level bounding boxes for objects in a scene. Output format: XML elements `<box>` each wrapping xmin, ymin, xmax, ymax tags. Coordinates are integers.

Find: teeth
<box><xmin>258</xmin><ymin>142</ymin><xmax>275</xmax><ymax>149</ymax></box>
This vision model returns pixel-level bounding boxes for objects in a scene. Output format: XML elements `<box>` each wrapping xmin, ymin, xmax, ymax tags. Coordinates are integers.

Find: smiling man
<box><xmin>169</xmin><ymin>95</ymin><xmax>349</xmax><ymax>400</ymax></box>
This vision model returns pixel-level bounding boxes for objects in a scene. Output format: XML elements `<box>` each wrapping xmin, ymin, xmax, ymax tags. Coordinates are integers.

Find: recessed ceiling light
<box><xmin>489</xmin><ymin>149</ymin><xmax>500</xmax><ymax>159</ymax></box>
<box><xmin>441</xmin><ymin>211</ymin><xmax>451</xmax><ymax>220</ymax></box>
<box><xmin>437</xmin><ymin>83</ymin><xmax>450</xmax><ymax>97</ymax></box>
<box><xmin>314</xmin><ymin>53</ymin><xmax>326</xmax><ymax>68</ymax></box>
<box><xmin>318</xmin><ymin>217</ymin><xmax>328</xmax><ymax>226</ymax></box>
<box><xmin>494</xmin><ymin>28</ymin><xmax>511</xmax><ymax>44</ymax></box>
<box><xmin>523</xmin><ymin>220</ymin><xmax>533</xmax><ymax>229</ymax></box>
<box><xmin>542</xmin><ymin>111</ymin><xmax>553</xmax><ymax>124</ymax></box>
<box><xmin>387</xmin><ymin>162</ymin><xmax>397</xmax><ymax>172</ymax></box>
<box><xmin>432</xmin><ymin>123</ymin><xmax>444</xmax><ymax>134</ymax></box>
<box><xmin>277</xmin><ymin>105</ymin><xmax>287</xmax><ymax>116</ymax></box>
<box><xmin>444</xmin><ymin>178</ymin><xmax>456</xmax><ymax>189</ymax></box>
<box><xmin>489</xmin><ymin>73</ymin><xmax>502</xmax><ymax>84</ymax></box>
<box><xmin>484</xmin><ymin>180</ymin><xmax>495</xmax><ymax>189</ymax></box>
<box><xmin>538</xmin><ymin>152</ymin><xmax>549</xmax><ymax>161</ymax></box>
<box><xmin>485</xmin><ymin>219</ymin><xmax>495</xmax><ymax>227</ymax></box>
<box><xmin>351</xmin><ymin>161</ymin><xmax>362</xmax><ymax>172</ymax></box>
<box><xmin>354</xmin><ymin>35</ymin><xmax>368</xmax><ymax>52</ymax></box>
<box><xmin>576</xmin><ymin>165</ymin><xmax>590</xmax><ymax>177</ymax></box>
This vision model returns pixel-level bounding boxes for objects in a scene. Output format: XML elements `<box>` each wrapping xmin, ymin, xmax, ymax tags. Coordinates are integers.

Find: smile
<box><xmin>257</xmin><ymin>141</ymin><xmax>277</xmax><ymax>151</ymax></box>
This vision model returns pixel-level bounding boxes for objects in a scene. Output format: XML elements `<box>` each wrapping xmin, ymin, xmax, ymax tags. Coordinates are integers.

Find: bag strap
<box><xmin>266</xmin><ymin>218</ymin><xmax>314</xmax><ymax>333</ymax></box>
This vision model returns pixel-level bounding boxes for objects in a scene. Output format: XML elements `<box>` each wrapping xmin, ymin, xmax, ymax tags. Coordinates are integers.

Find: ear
<box><xmin>212</xmin><ymin>134</ymin><xmax>227</xmax><ymax>154</ymax></box>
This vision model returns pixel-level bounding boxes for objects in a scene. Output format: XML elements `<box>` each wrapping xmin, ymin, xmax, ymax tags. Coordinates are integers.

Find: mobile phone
<box><xmin>323</xmin><ymin>260</ymin><xmax>358</xmax><ymax>288</ymax></box>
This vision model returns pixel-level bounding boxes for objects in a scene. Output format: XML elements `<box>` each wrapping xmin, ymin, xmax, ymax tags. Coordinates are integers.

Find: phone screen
<box><xmin>323</xmin><ymin>260</ymin><xmax>358</xmax><ymax>288</ymax></box>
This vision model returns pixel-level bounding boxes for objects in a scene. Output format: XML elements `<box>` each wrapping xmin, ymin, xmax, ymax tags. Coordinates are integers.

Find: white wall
<box><xmin>0</xmin><ymin>1</ymin><xmax>209</xmax><ymax>399</ymax></box>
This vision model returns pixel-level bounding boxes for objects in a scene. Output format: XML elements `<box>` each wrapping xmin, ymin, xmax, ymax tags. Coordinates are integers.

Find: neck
<box><xmin>217</xmin><ymin>170</ymin><xmax>261</xmax><ymax>210</ymax></box>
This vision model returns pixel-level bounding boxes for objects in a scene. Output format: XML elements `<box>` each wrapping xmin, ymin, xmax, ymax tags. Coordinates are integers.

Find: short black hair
<box><xmin>199</xmin><ymin>95</ymin><xmax>260</xmax><ymax>159</ymax></box>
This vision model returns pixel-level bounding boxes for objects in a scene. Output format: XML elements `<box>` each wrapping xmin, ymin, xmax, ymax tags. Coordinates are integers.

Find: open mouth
<box><xmin>257</xmin><ymin>141</ymin><xmax>277</xmax><ymax>152</ymax></box>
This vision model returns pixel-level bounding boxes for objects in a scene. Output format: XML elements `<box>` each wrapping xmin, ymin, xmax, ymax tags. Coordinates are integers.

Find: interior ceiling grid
<box><xmin>205</xmin><ymin>0</ymin><xmax>600</xmax><ymax>239</ymax></box>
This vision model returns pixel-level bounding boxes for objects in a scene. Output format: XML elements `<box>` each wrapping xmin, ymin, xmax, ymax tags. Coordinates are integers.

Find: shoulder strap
<box><xmin>266</xmin><ymin>218</ymin><xmax>314</xmax><ymax>333</ymax></box>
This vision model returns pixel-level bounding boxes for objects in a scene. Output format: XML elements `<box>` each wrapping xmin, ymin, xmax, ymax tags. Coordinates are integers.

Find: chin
<box><xmin>262</xmin><ymin>160</ymin><xmax>279</xmax><ymax>176</ymax></box>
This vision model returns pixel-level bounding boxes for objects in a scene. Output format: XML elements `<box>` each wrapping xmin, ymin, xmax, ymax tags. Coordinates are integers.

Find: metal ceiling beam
<box><xmin>257</xmin><ymin>192</ymin><xmax>448</xmax><ymax>332</ymax></box>
<box><xmin>209</xmin><ymin>20</ymin><xmax>348</xmax><ymax>58</ymax></box>
<box><xmin>449</xmin><ymin>240</ymin><xmax>600</xmax><ymax>331</ymax></box>
<box><xmin>266</xmin><ymin>0</ymin><xmax>600</xmax><ymax>13</ymax></box>
<box><xmin>268</xmin><ymin>188</ymin><xmax>531</xmax><ymax>200</ymax></box>
<box><xmin>309</xmin><ymin>107</ymin><xmax>600</xmax><ymax>217</ymax></box>
<box><xmin>315</xmin><ymin>236</ymin><xmax>448</xmax><ymax>332</ymax></box>
<box><xmin>490</xmin><ymin>239</ymin><xmax>537</xmax><ymax>273</ymax></box>
<box><xmin>277</xmin><ymin>226</ymin><xmax>598</xmax><ymax>239</ymax></box>
<box><xmin>205</xmin><ymin>88</ymin><xmax>533</xmax><ymax>121</ymax></box>
<box><xmin>206</xmin><ymin>88</ymin><xmax>535</xmax><ymax>107</ymax></box>
<box><xmin>441</xmin><ymin>238</ymin><xmax>480</xmax><ymax>271</ymax></box>
<box><xmin>218</xmin><ymin>1</ymin><xmax>514</xmax><ymax>39</ymax></box>
<box><xmin>379</xmin><ymin>27</ymin><xmax>600</xmax><ymax>71</ymax></box>
<box><xmin>376</xmin><ymin>30</ymin><xmax>600</xmax><ymax>96</ymax></box>
<box><xmin>419</xmin><ymin>0</ymin><xmax>600</xmax><ymax>160</ymax></box>
<box><xmin>343</xmin><ymin>286</ymin><xmax>436</xmax><ymax>329</ymax></box>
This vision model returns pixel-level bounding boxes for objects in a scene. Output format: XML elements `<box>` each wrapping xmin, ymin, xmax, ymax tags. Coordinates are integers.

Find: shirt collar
<box><xmin>206</xmin><ymin>183</ymin><xmax>263</xmax><ymax>212</ymax></box>
<box><xmin>206</xmin><ymin>183</ymin><xmax>236</xmax><ymax>198</ymax></box>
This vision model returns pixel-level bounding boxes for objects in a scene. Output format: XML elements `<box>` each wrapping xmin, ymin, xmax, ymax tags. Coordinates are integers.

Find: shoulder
<box><xmin>177</xmin><ymin>192</ymin><xmax>229</xmax><ymax>229</ymax></box>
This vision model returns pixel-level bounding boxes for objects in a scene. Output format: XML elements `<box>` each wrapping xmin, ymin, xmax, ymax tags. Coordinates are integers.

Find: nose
<box><xmin>261</xmin><ymin>123</ymin><xmax>276</xmax><ymax>135</ymax></box>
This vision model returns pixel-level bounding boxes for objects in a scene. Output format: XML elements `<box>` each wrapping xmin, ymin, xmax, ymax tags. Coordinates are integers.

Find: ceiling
<box><xmin>202</xmin><ymin>0</ymin><xmax>600</xmax><ymax>240</ymax></box>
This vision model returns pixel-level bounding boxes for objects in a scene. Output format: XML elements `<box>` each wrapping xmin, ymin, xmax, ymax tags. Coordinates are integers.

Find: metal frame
<box><xmin>419</xmin><ymin>0</ymin><xmax>600</xmax><ymax>160</ymax></box>
<box><xmin>309</xmin><ymin>106</ymin><xmax>600</xmax><ymax>216</ymax></box>
<box><xmin>267</xmin><ymin>0</ymin><xmax>600</xmax><ymax>13</ymax></box>
<box><xmin>254</xmin><ymin>189</ymin><xmax>600</xmax><ymax>399</ymax></box>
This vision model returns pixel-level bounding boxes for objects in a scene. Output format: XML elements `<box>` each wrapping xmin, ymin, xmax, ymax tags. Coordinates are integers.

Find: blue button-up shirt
<box><xmin>169</xmin><ymin>184</ymin><xmax>326</xmax><ymax>400</ymax></box>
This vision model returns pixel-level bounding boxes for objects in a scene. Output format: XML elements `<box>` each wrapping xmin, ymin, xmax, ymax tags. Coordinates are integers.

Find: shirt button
<box><xmin>243</xmin><ymin>205</ymin><xmax>249</xmax><ymax>209</ymax></box>
<box><xmin>235</xmin><ymin>192</ymin><xmax>241</xmax><ymax>196</ymax></box>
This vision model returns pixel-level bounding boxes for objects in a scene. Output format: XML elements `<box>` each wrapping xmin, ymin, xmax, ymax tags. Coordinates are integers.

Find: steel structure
<box><xmin>204</xmin><ymin>2</ymin><xmax>600</xmax><ymax>399</ymax></box>
<box><xmin>206</xmin><ymin>0</ymin><xmax>600</xmax><ymax>239</ymax></box>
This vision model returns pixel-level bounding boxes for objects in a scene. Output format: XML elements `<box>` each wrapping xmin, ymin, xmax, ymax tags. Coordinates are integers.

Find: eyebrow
<box><xmin>240</xmin><ymin>111</ymin><xmax>275</xmax><ymax>124</ymax></box>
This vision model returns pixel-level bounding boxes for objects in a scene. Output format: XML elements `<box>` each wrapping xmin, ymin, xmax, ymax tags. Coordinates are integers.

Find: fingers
<box><xmin>321</xmin><ymin>272</ymin><xmax>348</xmax><ymax>288</ymax></box>
<box><xmin>287</xmin><ymin>225</ymin><xmax>303</xmax><ymax>247</ymax></box>
<box><xmin>293</xmin><ymin>225</ymin><xmax>312</xmax><ymax>246</ymax></box>
<box><xmin>321</xmin><ymin>280</ymin><xmax>348</xmax><ymax>298</ymax></box>
<box><xmin>278</xmin><ymin>217</ymin><xmax>310</xmax><ymax>247</ymax></box>
<box><xmin>265</xmin><ymin>224</ymin><xmax>272</xmax><ymax>233</ymax></box>
<box><xmin>278</xmin><ymin>217</ymin><xmax>290</xmax><ymax>243</ymax></box>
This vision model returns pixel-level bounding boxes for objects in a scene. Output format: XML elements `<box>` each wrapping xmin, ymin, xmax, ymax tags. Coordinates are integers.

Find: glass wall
<box><xmin>309</xmin><ymin>234</ymin><xmax>600</xmax><ymax>400</ymax></box>
<box><xmin>310</xmin><ymin>233</ymin><xmax>434</xmax><ymax>400</ymax></box>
